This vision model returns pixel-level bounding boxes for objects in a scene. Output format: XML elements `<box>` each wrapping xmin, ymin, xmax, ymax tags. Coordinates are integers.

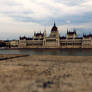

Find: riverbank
<box><xmin>0</xmin><ymin>55</ymin><xmax>92</xmax><ymax>92</ymax></box>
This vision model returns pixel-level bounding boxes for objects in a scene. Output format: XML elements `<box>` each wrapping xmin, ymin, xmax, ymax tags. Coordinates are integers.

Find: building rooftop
<box><xmin>83</xmin><ymin>34</ymin><xmax>92</xmax><ymax>38</ymax></box>
<box><xmin>67</xmin><ymin>31</ymin><xmax>76</xmax><ymax>35</ymax></box>
<box><xmin>60</xmin><ymin>36</ymin><xmax>66</xmax><ymax>39</ymax></box>
<box><xmin>34</xmin><ymin>32</ymin><xmax>44</xmax><ymax>37</ymax></box>
<box><xmin>67</xmin><ymin>29</ymin><xmax>77</xmax><ymax>35</ymax></box>
<box><xmin>51</xmin><ymin>22</ymin><xmax>58</xmax><ymax>32</ymax></box>
<box><xmin>20</xmin><ymin>36</ymin><xmax>27</xmax><ymax>40</ymax></box>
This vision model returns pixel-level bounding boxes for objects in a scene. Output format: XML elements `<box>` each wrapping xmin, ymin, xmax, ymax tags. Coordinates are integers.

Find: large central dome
<box><xmin>51</xmin><ymin>22</ymin><xmax>58</xmax><ymax>32</ymax></box>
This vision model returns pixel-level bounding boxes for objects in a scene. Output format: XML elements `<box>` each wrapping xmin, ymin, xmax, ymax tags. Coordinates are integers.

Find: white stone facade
<box><xmin>18</xmin><ymin>23</ymin><xmax>92</xmax><ymax>48</ymax></box>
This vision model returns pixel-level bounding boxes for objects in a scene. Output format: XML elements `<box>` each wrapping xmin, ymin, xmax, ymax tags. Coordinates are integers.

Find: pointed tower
<box><xmin>33</xmin><ymin>32</ymin><xmax>36</xmax><ymax>40</ymax></box>
<box><xmin>50</xmin><ymin>22</ymin><xmax>59</xmax><ymax>38</ymax></box>
<box><xmin>51</xmin><ymin>22</ymin><xmax>58</xmax><ymax>32</ymax></box>
<box><xmin>54</xmin><ymin>21</ymin><xmax>56</xmax><ymax>26</ymax></box>
<box><xmin>44</xmin><ymin>29</ymin><xmax>46</xmax><ymax>38</ymax></box>
<box><xmin>43</xmin><ymin>29</ymin><xmax>47</xmax><ymax>47</ymax></box>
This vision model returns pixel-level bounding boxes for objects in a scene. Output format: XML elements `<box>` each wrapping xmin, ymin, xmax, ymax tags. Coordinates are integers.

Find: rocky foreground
<box><xmin>0</xmin><ymin>55</ymin><xmax>92</xmax><ymax>92</ymax></box>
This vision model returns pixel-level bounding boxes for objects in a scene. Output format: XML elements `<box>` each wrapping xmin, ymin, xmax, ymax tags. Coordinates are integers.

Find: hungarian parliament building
<box><xmin>18</xmin><ymin>23</ymin><xmax>92</xmax><ymax>48</ymax></box>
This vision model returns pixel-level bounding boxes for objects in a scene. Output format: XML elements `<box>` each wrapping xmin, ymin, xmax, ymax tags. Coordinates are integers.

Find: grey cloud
<box><xmin>0</xmin><ymin>0</ymin><xmax>92</xmax><ymax>40</ymax></box>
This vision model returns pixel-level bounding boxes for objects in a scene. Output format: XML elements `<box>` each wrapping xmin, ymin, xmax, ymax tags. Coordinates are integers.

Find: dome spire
<box><xmin>51</xmin><ymin>21</ymin><xmax>58</xmax><ymax>32</ymax></box>
<box><xmin>54</xmin><ymin>21</ymin><xmax>56</xmax><ymax>26</ymax></box>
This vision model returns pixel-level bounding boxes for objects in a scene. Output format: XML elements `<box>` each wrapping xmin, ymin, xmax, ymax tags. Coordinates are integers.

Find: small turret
<box><xmin>44</xmin><ymin>29</ymin><xmax>46</xmax><ymax>37</ymax></box>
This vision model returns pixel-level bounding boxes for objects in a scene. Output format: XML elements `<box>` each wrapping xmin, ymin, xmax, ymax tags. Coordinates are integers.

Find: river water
<box><xmin>0</xmin><ymin>49</ymin><xmax>92</xmax><ymax>56</ymax></box>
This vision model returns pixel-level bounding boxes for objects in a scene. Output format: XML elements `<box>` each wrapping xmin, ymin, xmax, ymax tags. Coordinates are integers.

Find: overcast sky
<box><xmin>0</xmin><ymin>0</ymin><xmax>92</xmax><ymax>40</ymax></box>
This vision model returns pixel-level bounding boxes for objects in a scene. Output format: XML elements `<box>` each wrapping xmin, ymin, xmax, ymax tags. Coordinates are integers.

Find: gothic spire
<box><xmin>54</xmin><ymin>21</ymin><xmax>56</xmax><ymax>26</ymax></box>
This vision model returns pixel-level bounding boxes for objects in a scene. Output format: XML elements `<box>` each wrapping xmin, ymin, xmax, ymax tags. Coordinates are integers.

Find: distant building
<box><xmin>4</xmin><ymin>40</ymin><xmax>10</xmax><ymax>48</ymax></box>
<box><xmin>10</xmin><ymin>40</ymin><xmax>19</xmax><ymax>47</ymax></box>
<box><xmin>82</xmin><ymin>34</ymin><xmax>92</xmax><ymax>48</ymax></box>
<box><xmin>0</xmin><ymin>40</ymin><xmax>6</xmax><ymax>47</ymax></box>
<box><xmin>18</xmin><ymin>23</ymin><xmax>92</xmax><ymax>48</ymax></box>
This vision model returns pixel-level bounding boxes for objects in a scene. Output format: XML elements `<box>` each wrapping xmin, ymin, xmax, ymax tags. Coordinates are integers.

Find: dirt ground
<box><xmin>0</xmin><ymin>55</ymin><xmax>92</xmax><ymax>92</ymax></box>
